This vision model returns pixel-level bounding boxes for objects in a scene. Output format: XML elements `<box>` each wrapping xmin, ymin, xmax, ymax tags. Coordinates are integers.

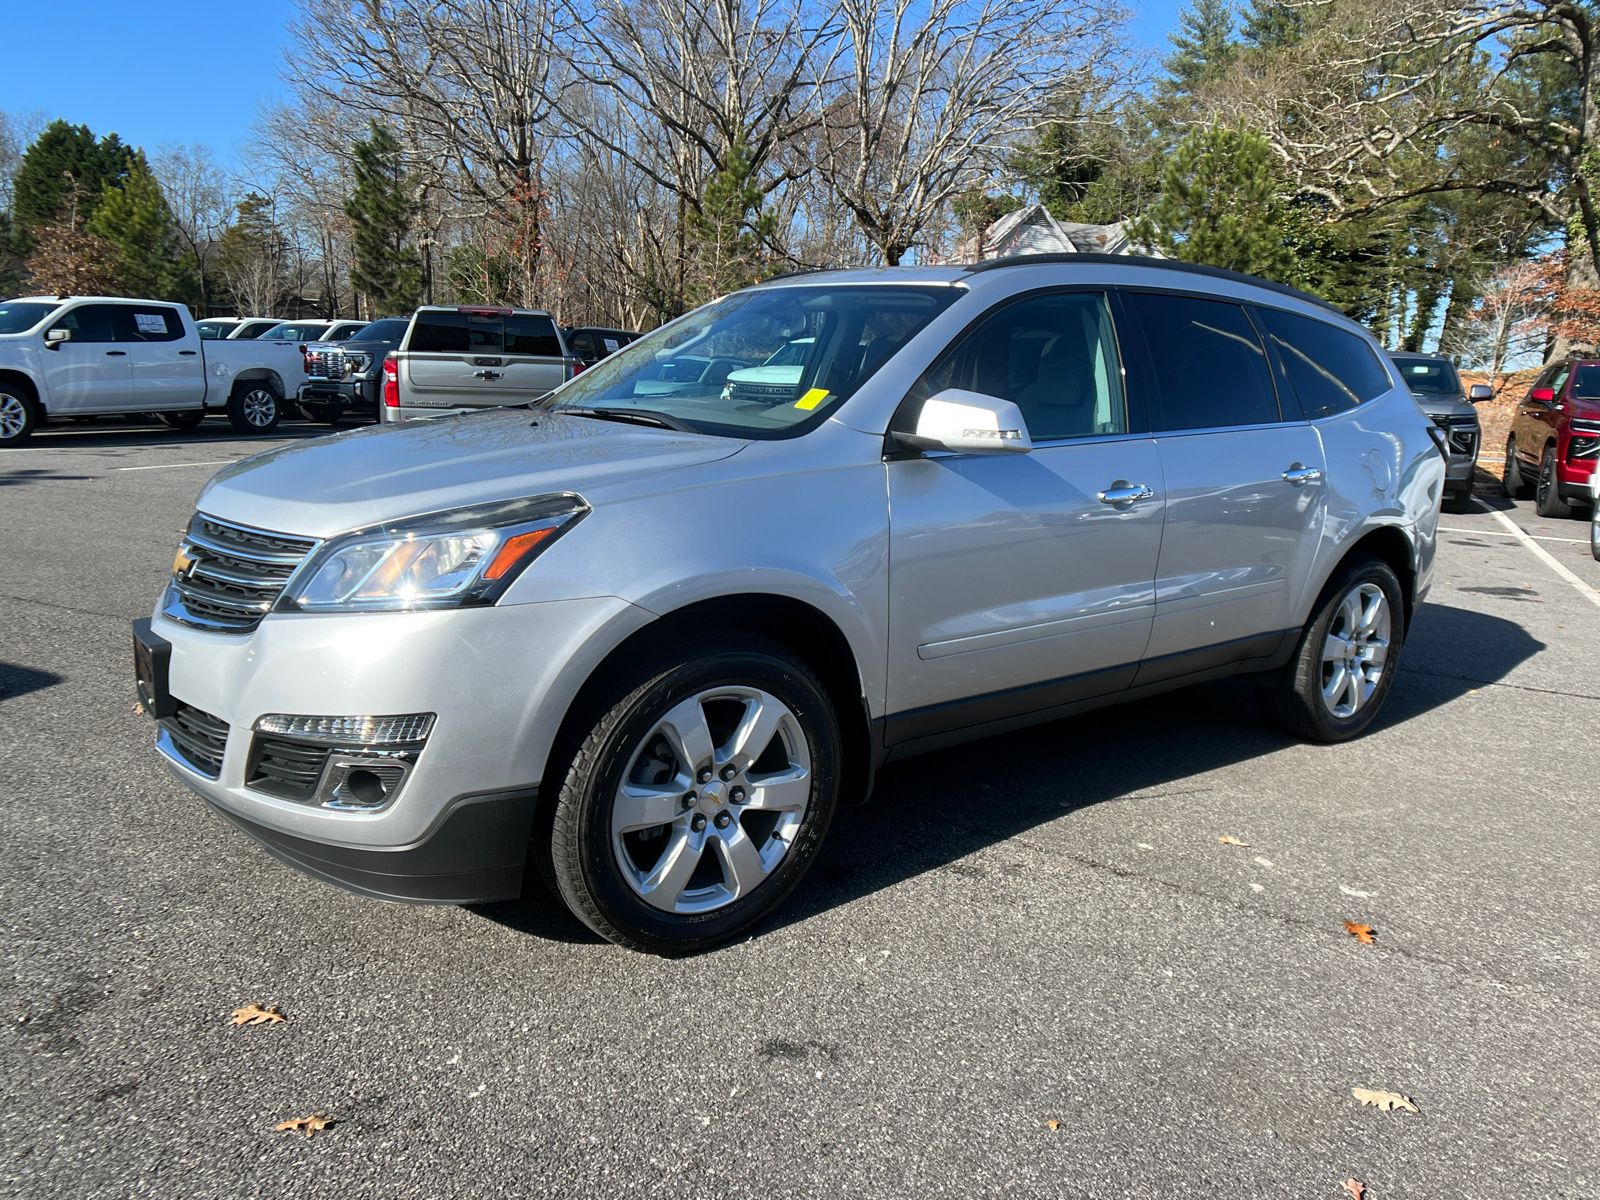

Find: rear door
<box><xmin>402</xmin><ymin>310</ymin><xmax>568</xmax><ymax>407</ymax></box>
<box><xmin>39</xmin><ymin>303</ymin><xmax>132</xmax><ymax>413</ymax></box>
<box><xmin>1124</xmin><ymin>291</ymin><xmax>1327</xmax><ymax>670</ymax></box>
<box><xmin>121</xmin><ymin>304</ymin><xmax>206</xmax><ymax>409</ymax></box>
<box><xmin>1517</xmin><ymin>362</ymin><xmax>1568</xmax><ymax>470</ymax></box>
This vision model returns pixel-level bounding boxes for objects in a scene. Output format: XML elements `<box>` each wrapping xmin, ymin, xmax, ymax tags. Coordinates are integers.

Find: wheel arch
<box><xmin>1320</xmin><ymin>523</ymin><xmax>1418</xmax><ymax>633</ymax></box>
<box><xmin>547</xmin><ymin>592</ymin><xmax>877</xmax><ymax>809</ymax></box>
<box><xmin>0</xmin><ymin>368</ymin><xmax>42</xmax><ymax>412</ymax></box>
<box><xmin>230</xmin><ymin>368</ymin><xmax>287</xmax><ymax>396</ymax></box>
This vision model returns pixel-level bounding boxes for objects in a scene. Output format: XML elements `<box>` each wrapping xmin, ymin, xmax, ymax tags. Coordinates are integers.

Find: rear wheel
<box><xmin>1503</xmin><ymin>438</ymin><xmax>1532</xmax><ymax>499</ymax></box>
<box><xmin>227</xmin><ymin>380</ymin><xmax>281</xmax><ymax>434</ymax></box>
<box><xmin>0</xmin><ymin>388</ymin><xmax>38</xmax><ymax>446</ymax></box>
<box><xmin>1591</xmin><ymin>506</ymin><xmax>1600</xmax><ymax>561</ymax></box>
<box><xmin>1260</xmin><ymin>554</ymin><xmax>1404</xmax><ymax>743</ymax></box>
<box><xmin>1534</xmin><ymin>446</ymin><xmax>1574</xmax><ymax>518</ymax></box>
<box><xmin>158</xmin><ymin>410</ymin><xmax>207</xmax><ymax>430</ymax></box>
<box><xmin>549</xmin><ymin>633</ymin><xmax>840</xmax><ymax>955</ymax></box>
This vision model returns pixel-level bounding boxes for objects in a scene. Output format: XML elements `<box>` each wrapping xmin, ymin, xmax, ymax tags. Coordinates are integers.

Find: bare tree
<box><xmin>1</xmin><ymin>109</ymin><xmax>49</xmax><ymax>215</ymax></box>
<box><xmin>151</xmin><ymin>143</ymin><xmax>233</xmax><ymax>315</ymax></box>
<box><xmin>811</xmin><ymin>0</ymin><xmax>1139</xmax><ymax>265</ymax></box>
<box><xmin>1439</xmin><ymin>259</ymin><xmax>1554</xmax><ymax>375</ymax></box>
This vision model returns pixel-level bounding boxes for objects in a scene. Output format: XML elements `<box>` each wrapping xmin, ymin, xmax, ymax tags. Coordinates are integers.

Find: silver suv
<box><xmin>133</xmin><ymin>257</ymin><xmax>1445</xmax><ymax>955</ymax></box>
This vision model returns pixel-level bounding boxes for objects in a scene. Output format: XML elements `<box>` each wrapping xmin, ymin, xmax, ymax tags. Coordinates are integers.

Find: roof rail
<box><xmin>959</xmin><ymin>252</ymin><xmax>1341</xmax><ymax>314</ymax></box>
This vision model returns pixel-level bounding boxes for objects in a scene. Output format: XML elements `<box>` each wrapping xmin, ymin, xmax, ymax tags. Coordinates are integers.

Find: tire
<box><xmin>1442</xmin><ymin>490</ymin><xmax>1471</xmax><ymax>514</ymax></box>
<box><xmin>1591</xmin><ymin>506</ymin><xmax>1600</xmax><ymax>562</ymax></box>
<box><xmin>227</xmin><ymin>380</ymin><xmax>282</xmax><ymax>434</ymax></box>
<box><xmin>1503</xmin><ymin>438</ymin><xmax>1532</xmax><ymax>499</ymax></box>
<box><xmin>1534</xmin><ymin>446</ymin><xmax>1574</xmax><ymax>519</ymax></box>
<box><xmin>303</xmin><ymin>401</ymin><xmax>344</xmax><ymax>427</ymax></box>
<box><xmin>0</xmin><ymin>386</ymin><xmax>38</xmax><ymax>447</ymax></box>
<box><xmin>158</xmin><ymin>410</ymin><xmax>207</xmax><ymax>430</ymax></box>
<box><xmin>1260</xmin><ymin>553</ymin><xmax>1405</xmax><ymax>744</ymax></box>
<box><xmin>549</xmin><ymin>633</ymin><xmax>841</xmax><ymax>955</ymax></box>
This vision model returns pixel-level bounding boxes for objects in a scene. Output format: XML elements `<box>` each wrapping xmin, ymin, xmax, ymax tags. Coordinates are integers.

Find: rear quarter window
<box><xmin>1254</xmin><ymin>307</ymin><xmax>1392</xmax><ymax>419</ymax></box>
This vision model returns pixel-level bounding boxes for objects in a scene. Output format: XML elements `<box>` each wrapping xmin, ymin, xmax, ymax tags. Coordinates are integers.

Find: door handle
<box><xmin>105</xmin><ymin>350</ymin><xmax>127</xmax><ymax>356</ymax></box>
<box><xmin>179</xmin><ymin>350</ymin><xmax>196</xmax><ymax>355</ymax></box>
<box><xmin>472</xmin><ymin>369</ymin><xmax>503</xmax><ymax>380</ymax></box>
<box><xmin>1283</xmin><ymin>464</ymin><xmax>1323</xmax><ymax>485</ymax></box>
<box><xmin>1098</xmin><ymin>482</ymin><xmax>1155</xmax><ymax>505</ymax></box>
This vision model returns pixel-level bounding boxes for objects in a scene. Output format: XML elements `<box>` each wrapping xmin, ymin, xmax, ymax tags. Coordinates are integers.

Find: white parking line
<box><xmin>1437</xmin><ymin>525</ymin><xmax>1588</xmax><ymax>544</ymax></box>
<box><xmin>1472</xmin><ymin>501</ymin><xmax>1600</xmax><ymax>611</ymax></box>
<box><xmin>115</xmin><ymin>460</ymin><xmax>237</xmax><ymax>472</ymax></box>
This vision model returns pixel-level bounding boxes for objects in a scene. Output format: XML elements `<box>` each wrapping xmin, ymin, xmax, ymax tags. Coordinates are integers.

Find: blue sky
<box><xmin>3</xmin><ymin>0</ymin><xmax>1182</xmax><ymax>168</ymax></box>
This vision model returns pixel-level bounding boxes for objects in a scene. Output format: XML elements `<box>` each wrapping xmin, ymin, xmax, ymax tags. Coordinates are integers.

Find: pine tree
<box><xmin>344</xmin><ymin>123</ymin><xmax>421</xmax><ymax>316</ymax></box>
<box><xmin>11</xmin><ymin>121</ymin><xmax>135</xmax><ymax>231</ymax></box>
<box><xmin>1131</xmin><ymin>122</ymin><xmax>1295</xmax><ymax>282</ymax></box>
<box><xmin>1159</xmin><ymin>0</ymin><xmax>1237</xmax><ymax>99</ymax></box>
<box><xmin>85</xmin><ymin>156</ymin><xmax>191</xmax><ymax>299</ymax></box>
<box><xmin>1238</xmin><ymin>0</ymin><xmax>1302</xmax><ymax>49</ymax></box>
<box><xmin>688</xmin><ymin>140</ymin><xmax>775</xmax><ymax>296</ymax></box>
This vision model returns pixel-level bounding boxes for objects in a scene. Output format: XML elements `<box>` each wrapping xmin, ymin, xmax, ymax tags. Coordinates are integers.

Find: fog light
<box><xmin>247</xmin><ymin>713</ymin><xmax>433</xmax><ymax>811</ymax></box>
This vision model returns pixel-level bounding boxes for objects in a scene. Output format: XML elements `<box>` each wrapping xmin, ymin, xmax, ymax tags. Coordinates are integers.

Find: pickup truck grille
<box><xmin>164</xmin><ymin>514</ymin><xmax>318</xmax><ymax>633</ymax></box>
<box><xmin>1570</xmin><ymin>419</ymin><xmax>1600</xmax><ymax>462</ymax></box>
<box><xmin>304</xmin><ymin>346</ymin><xmax>349</xmax><ymax>380</ymax></box>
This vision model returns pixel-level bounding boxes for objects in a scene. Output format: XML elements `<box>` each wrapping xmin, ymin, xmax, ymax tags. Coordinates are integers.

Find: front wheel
<box><xmin>158</xmin><ymin>410</ymin><xmax>207</xmax><ymax>430</ymax></box>
<box><xmin>1503</xmin><ymin>438</ymin><xmax>1531</xmax><ymax>499</ymax></box>
<box><xmin>1260</xmin><ymin>554</ymin><xmax>1404</xmax><ymax>743</ymax></box>
<box><xmin>1591</xmin><ymin>506</ymin><xmax>1600</xmax><ymax>561</ymax></box>
<box><xmin>227</xmin><ymin>380</ymin><xmax>282</xmax><ymax>434</ymax></box>
<box><xmin>0</xmin><ymin>388</ymin><xmax>38</xmax><ymax>446</ymax></box>
<box><xmin>1534</xmin><ymin>446</ymin><xmax>1574</xmax><ymax>519</ymax></box>
<box><xmin>549</xmin><ymin>634</ymin><xmax>840</xmax><ymax>955</ymax></box>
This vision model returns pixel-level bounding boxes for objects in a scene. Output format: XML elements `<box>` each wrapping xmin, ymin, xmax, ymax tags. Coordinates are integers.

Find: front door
<box><xmin>39</xmin><ymin>303</ymin><xmax>133</xmax><ymax>413</ymax></box>
<box><xmin>1124</xmin><ymin>291</ymin><xmax>1327</xmax><ymax>666</ymax></box>
<box><xmin>122</xmin><ymin>305</ymin><xmax>206</xmax><ymax>408</ymax></box>
<box><xmin>885</xmin><ymin>290</ymin><xmax>1165</xmax><ymax>747</ymax></box>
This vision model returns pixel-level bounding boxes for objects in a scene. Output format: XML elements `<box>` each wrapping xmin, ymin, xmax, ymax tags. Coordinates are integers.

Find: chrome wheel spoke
<box><xmin>1319</xmin><ymin>579</ymin><xmax>1392</xmax><ymax>721</ymax></box>
<box><xmin>656</xmin><ymin>694</ymin><xmax>717</xmax><ymax>775</ymax></box>
<box><xmin>638</xmin><ymin>828</ymin><xmax>702</xmax><ymax>908</ymax></box>
<box><xmin>1323</xmin><ymin>633</ymin><xmax>1352</xmax><ymax>664</ymax></box>
<box><xmin>1323</xmin><ymin>662</ymin><xmax>1349</xmax><ymax>709</ymax></box>
<box><xmin>712</xmin><ymin>825</ymin><xmax>768</xmax><ymax>897</ymax></box>
<box><xmin>725</xmin><ymin>692</ymin><xmax>785</xmax><ymax>772</ymax></box>
<box><xmin>614</xmin><ymin>782</ymin><xmax>687</xmax><ymax>833</ymax></box>
<box><xmin>744</xmin><ymin>766</ymin><xmax>809</xmax><ymax>812</ymax></box>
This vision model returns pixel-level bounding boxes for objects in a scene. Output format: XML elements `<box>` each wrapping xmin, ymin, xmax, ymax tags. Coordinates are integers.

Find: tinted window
<box><xmin>352</xmin><ymin>319</ymin><xmax>407</xmax><ymax>343</ymax></box>
<box><xmin>408</xmin><ymin>311</ymin><xmax>507</xmax><ymax>354</ymax></box>
<box><xmin>55</xmin><ymin>304</ymin><xmax>121</xmax><ymax>343</ymax></box>
<box><xmin>1254</xmin><ymin>307</ymin><xmax>1391</xmax><ymax>419</ymax></box>
<box><xmin>0</xmin><ymin>301</ymin><xmax>59</xmax><ymax>334</ymax></box>
<box><xmin>232</xmin><ymin>320</ymin><xmax>279</xmax><ymax>339</ymax></box>
<box><xmin>912</xmin><ymin>291</ymin><xmax>1126</xmax><ymax>440</ymax></box>
<box><xmin>266</xmin><ymin>323</ymin><xmax>333</xmax><ymax>343</ymax></box>
<box><xmin>566</xmin><ymin>329</ymin><xmax>598</xmax><ymax>358</ymax></box>
<box><xmin>1131</xmin><ymin>293</ymin><xmax>1278</xmax><ymax>429</ymax></box>
<box><xmin>1571</xmin><ymin>366</ymin><xmax>1600</xmax><ymax>398</ymax></box>
<box><xmin>119</xmin><ymin>306</ymin><xmax>186</xmax><ymax>342</ymax></box>
<box><xmin>327</xmin><ymin>322</ymin><xmax>366</xmax><ymax>340</ymax></box>
<box><xmin>1548</xmin><ymin>363</ymin><xmax>1573</xmax><ymax>396</ymax></box>
<box><xmin>196</xmin><ymin>320</ymin><xmax>233</xmax><ymax>339</ymax></box>
<box><xmin>505</xmin><ymin>315</ymin><xmax>561</xmax><ymax>356</ymax></box>
<box><xmin>1390</xmin><ymin>356</ymin><xmax>1461</xmax><ymax>396</ymax></box>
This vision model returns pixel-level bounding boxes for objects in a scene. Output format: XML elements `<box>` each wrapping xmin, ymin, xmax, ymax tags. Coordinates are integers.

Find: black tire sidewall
<box><xmin>228</xmin><ymin>381</ymin><xmax>281</xmax><ymax>434</ymax></box>
<box><xmin>1535</xmin><ymin>447</ymin><xmax>1571</xmax><ymax>518</ymax></box>
<box><xmin>158</xmin><ymin>410</ymin><xmax>206</xmax><ymax>430</ymax></box>
<box><xmin>556</xmin><ymin>645</ymin><xmax>840</xmax><ymax>954</ymax></box>
<box><xmin>1282</xmin><ymin>556</ymin><xmax>1405</xmax><ymax>743</ymax></box>
<box><xmin>0</xmin><ymin>389</ymin><xmax>37</xmax><ymax>446</ymax></box>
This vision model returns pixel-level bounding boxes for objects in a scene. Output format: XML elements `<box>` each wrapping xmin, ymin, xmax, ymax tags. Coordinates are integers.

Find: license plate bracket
<box><xmin>131</xmin><ymin>618</ymin><xmax>175</xmax><ymax>719</ymax></box>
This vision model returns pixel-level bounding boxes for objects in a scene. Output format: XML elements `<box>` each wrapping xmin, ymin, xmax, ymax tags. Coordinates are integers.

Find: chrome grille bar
<box><xmin>164</xmin><ymin>513</ymin><xmax>318</xmax><ymax>633</ymax></box>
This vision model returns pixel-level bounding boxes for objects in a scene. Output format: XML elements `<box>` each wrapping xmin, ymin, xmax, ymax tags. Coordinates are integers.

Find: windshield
<box><xmin>1571</xmin><ymin>365</ymin><xmax>1600</xmax><ymax>398</ymax></box>
<box><xmin>545</xmin><ymin>285</ymin><xmax>958</xmax><ymax>438</ymax></box>
<box><xmin>0</xmin><ymin>302</ymin><xmax>59</xmax><ymax>335</ymax></box>
<box><xmin>353</xmin><ymin>318</ymin><xmax>408</xmax><ymax>343</ymax></box>
<box><xmin>261</xmin><ymin>322</ymin><xmax>330</xmax><ymax>342</ymax></box>
<box><xmin>1391</xmin><ymin>357</ymin><xmax>1461</xmax><ymax>396</ymax></box>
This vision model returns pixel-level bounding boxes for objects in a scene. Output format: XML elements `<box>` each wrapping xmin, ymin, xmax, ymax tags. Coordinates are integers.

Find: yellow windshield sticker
<box><xmin>795</xmin><ymin>388</ymin><xmax>831</xmax><ymax>410</ymax></box>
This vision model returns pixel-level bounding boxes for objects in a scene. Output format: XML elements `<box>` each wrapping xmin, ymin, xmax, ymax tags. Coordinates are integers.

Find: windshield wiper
<box><xmin>565</xmin><ymin>406</ymin><xmax>701</xmax><ymax>434</ymax></box>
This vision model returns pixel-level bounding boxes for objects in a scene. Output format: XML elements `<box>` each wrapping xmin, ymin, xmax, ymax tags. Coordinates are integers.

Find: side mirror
<box><xmin>1529</xmin><ymin>387</ymin><xmax>1555</xmax><ymax>404</ymax></box>
<box><xmin>1468</xmin><ymin>383</ymin><xmax>1494</xmax><ymax>402</ymax></box>
<box><xmin>44</xmin><ymin>328</ymin><xmax>71</xmax><ymax>349</ymax></box>
<box><xmin>893</xmin><ymin>389</ymin><xmax>1033</xmax><ymax>455</ymax></box>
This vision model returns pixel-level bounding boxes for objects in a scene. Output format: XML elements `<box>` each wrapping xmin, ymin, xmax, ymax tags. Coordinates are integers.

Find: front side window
<box><xmin>907</xmin><ymin>291</ymin><xmax>1127</xmax><ymax>440</ymax></box>
<box><xmin>1570</xmin><ymin>365</ymin><xmax>1600</xmax><ymax>398</ymax></box>
<box><xmin>1256</xmin><ymin>307</ymin><xmax>1391</xmax><ymax>419</ymax></box>
<box><xmin>1130</xmin><ymin>292</ymin><xmax>1279</xmax><ymax>430</ymax></box>
<box><xmin>547</xmin><ymin>285</ymin><xmax>958</xmax><ymax>438</ymax></box>
<box><xmin>1390</xmin><ymin>356</ymin><xmax>1461</xmax><ymax>396</ymax></box>
<box><xmin>1548</xmin><ymin>362</ymin><xmax>1573</xmax><ymax>396</ymax></box>
<box><xmin>55</xmin><ymin>304</ymin><xmax>121</xmax><ymax>343</ymax></box>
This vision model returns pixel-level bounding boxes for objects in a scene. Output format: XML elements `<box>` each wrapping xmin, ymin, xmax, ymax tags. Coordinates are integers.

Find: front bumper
<box><xmin>298</xmin><ymin>378</ymin><xmax>378</xmax><ymax>409</ymax></box>
<box><xmin>146</xmin><ymin>595</ymin><xmax>637</xmax><ymax>899</ymax></box>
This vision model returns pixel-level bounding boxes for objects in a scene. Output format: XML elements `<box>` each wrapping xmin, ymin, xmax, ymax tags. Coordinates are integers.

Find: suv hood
<box><xmin>196</xmin><ymin>409</ymin><xmax>746</xmax><ymax>537</ymax></box>
<box><xmin>1411</xmin><ymin>392</ymin><xmax>1477</xmax><ymax>421</ymax></box>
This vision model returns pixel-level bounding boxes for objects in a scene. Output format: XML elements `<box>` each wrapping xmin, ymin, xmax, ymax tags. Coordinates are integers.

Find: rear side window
<box><xmin>408</xmin><ymin>311</ymin><xmax>530</xmax><ymax>354</ymax></box>
<box><xmin>505</xmin><ymin>315</ymin><xmax>561</xmax><ymax>356</ymax></box>
<box><xmin>119</xmin><ymin>306</ymin><xmax>186</xmax><ymax>342</ymax></box>
<box><xmin>1254</xmin><ymin>307</ymin><xmax>1391</xmax><ymax>419</ymax></box>
<box><xmin>566</xmin><ymin>330</ymin><xmax>598</xmax><ymax>358</ymax></box>
<box><xmin>1129</xmin><ymin>293</ymin><xmax>1279</xmax><ymax>430</ymax></box>
<box><xmin>55</xmin><ymin>303</ymin><xmax>121</xmax><ymax>343</ymax></box>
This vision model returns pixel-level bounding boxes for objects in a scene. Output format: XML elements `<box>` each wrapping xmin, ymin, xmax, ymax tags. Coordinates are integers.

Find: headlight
<box><xmin>277</xmin><ymin>494</ymin><xmax>586</xmax><ymax>613</ymax></box>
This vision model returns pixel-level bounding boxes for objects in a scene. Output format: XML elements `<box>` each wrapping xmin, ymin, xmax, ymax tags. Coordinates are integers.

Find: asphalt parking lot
<box><xmin>2</xmin><ymin>416</ymin><xmax>1597</xmax><ymax>1199</ymax></box>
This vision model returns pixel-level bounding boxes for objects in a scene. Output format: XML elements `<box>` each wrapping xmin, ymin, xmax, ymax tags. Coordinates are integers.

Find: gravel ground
<box><xmin>2</xmin><ymin>416</ymin><xmax>1597</xmax><ymax>1200</ymax></box>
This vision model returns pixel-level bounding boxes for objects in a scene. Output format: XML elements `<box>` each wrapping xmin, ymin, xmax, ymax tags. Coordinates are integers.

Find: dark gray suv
<box><xmin>1390</xmin><ymin>353</ymin><xmax>1489</xmax><ymax>513</ymax></box>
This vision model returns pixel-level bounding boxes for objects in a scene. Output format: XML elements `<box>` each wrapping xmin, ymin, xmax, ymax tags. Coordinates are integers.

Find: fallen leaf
<box><xmin>1218</xmin><ymin>836</ymin><xmax>1250</xmax><ymax>847</ymax></box>
<box><xmin>274</xmin><ymin>1113</ymin><xmax>334</xmax><ymax>1138</ymax></box>
<box><xmin>1352</xmin><ymin>1087</ymin><xmax>1419</xmax><ymax>1113</ymax></box>
<box><xmin>1342</xmin><ymin>921</ymin><xmax>1377</xmax><ymax>945</ymax></box>
<box><xmin>1342</xmin><ymin>1181</ymin><xmax>1365</xmax><ymax>1200</ymax></box>
<box><xmin>132</xmin><ymin>701</ymin><xmax>146</xmax><ymax>715</ymax></box>
<box><xmin>1046</xmin><ymin>1119</ymin><xmax>1060</xmax><ymax>1130</ymax></box>
<box><xmin>230</xmin><ymin>1003</ymin><xmax>286</xmax><ymax>1026</ymax></box>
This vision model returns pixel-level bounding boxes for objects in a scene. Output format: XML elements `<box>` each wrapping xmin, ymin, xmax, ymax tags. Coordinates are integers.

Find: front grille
<box><xmin>304</xmin><ymin>346</ymin><xmax>348</xmax><ymax>380</ymax></box>
<box><xmin>165</xmin><ymin>514</ymin><xmax>318</xmax><ymax>633</ymax></box>
<box><xmin>1431</xmin><ymin>414</ymin><xmax>1478</xmax><ymax>457</ymax></box>
<box><xmin>158</xmin><ymin>702</ymin><xmax>229</xmax><ymax>778</ymax></box>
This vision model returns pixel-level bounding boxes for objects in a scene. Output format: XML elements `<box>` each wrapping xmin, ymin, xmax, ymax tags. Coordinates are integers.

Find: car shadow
<box><xmin>21</xmin><ymin>415</ymin><xmax>336</xmax><ymax>452</ymax></box>
<box><xmin>0</xmin><ymin>662</ymin><xmax>65</xmax><ymax>702</ymax></box>
<box><xmin>473</xmin><ymin>602</ymin><xmax>1543</xmax><ymax>950</ymax></box>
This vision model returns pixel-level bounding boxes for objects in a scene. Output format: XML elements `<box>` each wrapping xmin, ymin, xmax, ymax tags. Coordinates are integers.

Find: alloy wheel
<box><xmin>1320</xmin><ymin>582</ymin><xmax>1391</xmax><ymax>719</ymax></box>
<box><xmin>610</xmin><ymin>686</ymin><xmax>811</xmax><ymax>914</ymax></box>
<box><xmin>0</xmin><ymin>393</ymin><xmax>25</xmax><ymax>440</ymax></box>
<box><xmin>242</xmin><ymin>388</ymin><xmax>277</xmax><ymax>427</ymax></box>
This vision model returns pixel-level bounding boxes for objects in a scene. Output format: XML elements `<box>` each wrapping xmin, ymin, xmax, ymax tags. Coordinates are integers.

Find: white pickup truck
<box><xmin>0</xmin><ymin>295</ymin><xmax>309</xmax><ymax>446</ymax></box>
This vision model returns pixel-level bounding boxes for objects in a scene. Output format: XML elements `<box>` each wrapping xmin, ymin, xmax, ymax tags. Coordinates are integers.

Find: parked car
<box><xmin>564</xmin><ymin>326</ymin><xmax>641</xmax><ymax>367</ymax></box>
<box><xmin>297</xmin><ymin>317</ymin><xmax>410</xmax><ymax>425</ymax></box>
<box><xmin>378</xmin><ymin>306</ymin><xmax>579</xmax><ymax>422</ymax></box>
<box><xmin>0</xmin><ymin>295</ymin><xmax>310</xmax><ymax>444</ymax></box>
<box><xmin>197</xmin><ymin>317</ymin><xmax>243</xmax><ymax>339</ymax></box>
<box><xmin>1389</xmin><ymin>352</ymin><xmax>1489</xmax><ymax>513</ymax></box>
<box><xmin>1503</xmin><ymin>358</ymin><xmax>1600</xmax><ymax>517</ymax></box>
<box><xmin>133</xmin><ymin>256</ymin><xmax>1443</xmax><ymax>955</ymax></box>
<box><xmin>256</xmin><ymin>319</ymin><xmax>345</xmax><ymax>344</ymax></box>
<box><xmin>225</xmin><ymin>318</ymin><xmax>289</xmax><ymax>340</ymax></box>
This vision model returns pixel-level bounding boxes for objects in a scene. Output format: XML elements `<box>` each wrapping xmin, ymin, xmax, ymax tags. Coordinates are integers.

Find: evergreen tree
<box><xmin>85</xmin><ymin>156</ymin><xmax>192</xmax><ymax>299</ymax></box>
<box><xmin>1012</xmin><ymin>99</ymin><xmax>1164</xmax><ymax>225</ymax></box>
<box><xmin>1238</xmin><ymin>0</ymin><xmax>1302</xmax><ymax>50</ymax></box>
<box><xmin>11</xmin><ymin>120</ymin><xmax>134</xmax><ymax>230</ymax></box>
<box><xmin>344</xmin><ymin>123</ymin><xmax>422</xmax><ymax>316</ymax></box>
<box><xmin>688</xmin><ymin>140</ymin><xmax>775</xmax><ymax>295</ymax></box>
<box><xmin>218</xmin><ymin>193</ymin><xmax>289</xmax><ymax>316</ymax></box>
<box><xmin>1158</xmin><ymin>0</ymin><xmax>1237</xmax><ymax>101</ymax></box>
<box><xmin>1131</xmin><ymin>121</ymin><xmax>1295</xmax><ymax>282</ymax></box>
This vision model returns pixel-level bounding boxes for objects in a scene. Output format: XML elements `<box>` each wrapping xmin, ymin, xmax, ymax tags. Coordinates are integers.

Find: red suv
<box><xmin>1504</xmin><ymin>359</ymin><xmax>1600</xmax><ymax>517</ymax></box>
